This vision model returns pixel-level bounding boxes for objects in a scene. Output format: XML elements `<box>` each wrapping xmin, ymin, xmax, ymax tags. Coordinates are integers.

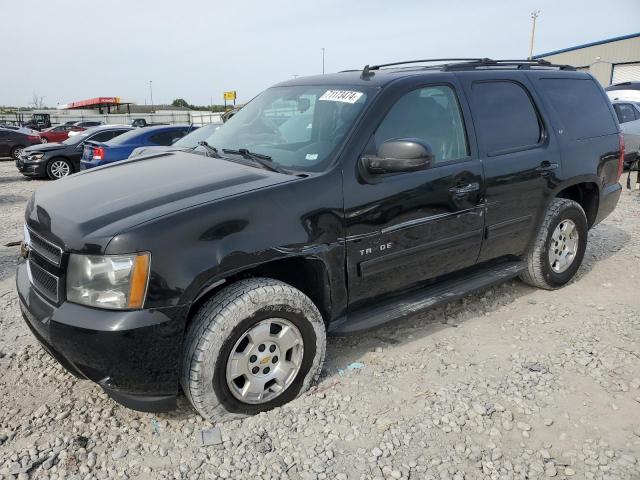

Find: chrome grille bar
<box><xmin>26</xmin><ymin>227</ymin><xmax>63</xmax><ymax>266</ymax></box>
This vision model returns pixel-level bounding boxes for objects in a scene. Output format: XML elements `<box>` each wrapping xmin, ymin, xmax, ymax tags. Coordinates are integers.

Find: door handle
<box><xmin>449</xmin><ymin>182</ymin><xmax>480</xmax><ymax>196</ymax></box>
<box><xmin>535</xmin><ymin>161</ymin><xmax>559</xmax><ymax>173</ymax></box>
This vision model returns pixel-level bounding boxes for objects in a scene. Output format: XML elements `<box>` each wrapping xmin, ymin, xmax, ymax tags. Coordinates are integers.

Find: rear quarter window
<box><xmin>537</xmin><ymin>78</ymin><xmax>617</xmax><ymax>140</ymax></box>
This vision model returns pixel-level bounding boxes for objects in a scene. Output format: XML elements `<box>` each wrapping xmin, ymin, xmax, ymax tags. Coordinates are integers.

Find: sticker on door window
<box><xmin>319</xmin><ymin>90</ymin><xmax>363</xmax><ymax>104</ymax></box>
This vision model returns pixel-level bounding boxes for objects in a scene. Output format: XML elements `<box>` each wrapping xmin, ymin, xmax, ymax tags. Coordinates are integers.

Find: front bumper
<box><xmin>15</xmin><ymin>157</ymin><xmax>47</xmax><ymax>177</ymax></box>
<box><xmin>16</xmin><ymin>260</ymin><xmax>188</xmax><ymax>412</ymax></box>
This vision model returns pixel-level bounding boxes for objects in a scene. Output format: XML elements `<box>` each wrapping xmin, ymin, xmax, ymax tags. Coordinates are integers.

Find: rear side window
<box><xmin>471</xmin><ymin>81</ymin><xmax>541</xmax><ymax>154</ymax></box>
<box><xmin>111</xmin><ymin>129</ymin><xmax>130</xmax><ymax>138</ymax></box>
<box><xmin>107</xmin><ymin>129</ymin><xmax>145</xmax><ymax>145</ymax></box>
<box><xmin>614</xmin><ymin>103</ymin><xmax>638</xmax><ymax>124</ymax></box>
<box><xmin>537</xmin><ymin>78</ymin><xmax>617</xmax><ymax>140</ymax></box>
<box><xmin>88</xmin><ymin>130</ymin><xmax>114</xmax><ymax>142</ymax></box>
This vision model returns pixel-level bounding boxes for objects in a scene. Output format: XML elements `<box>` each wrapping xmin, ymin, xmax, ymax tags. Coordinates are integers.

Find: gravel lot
<box><xmin>1</xmin><ymin>159</ymin><xmax>639</xmax><ymax>480</ymax></box>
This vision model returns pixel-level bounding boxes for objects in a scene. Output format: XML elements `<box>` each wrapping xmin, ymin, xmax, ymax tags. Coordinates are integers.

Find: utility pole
<box><xmin>528</xmin><ymin>10</ymin><xmax>541</xmax><ymax>60</ymax></box>
<box><xmin>322</xmin><ymin>48</ymin><xmax>325</xmax><ymax>74</ymax></box>
<box><xmin>149</xmin><ymin>80</ymin><xmax>154</xmax><ymax>112</ymax></box>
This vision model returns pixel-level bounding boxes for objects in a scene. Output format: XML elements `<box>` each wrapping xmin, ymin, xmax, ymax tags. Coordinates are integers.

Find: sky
<box><xmin>1</xmin><ymin>0</ymin><xmax>639</xmax><ymax>107</ymax></box>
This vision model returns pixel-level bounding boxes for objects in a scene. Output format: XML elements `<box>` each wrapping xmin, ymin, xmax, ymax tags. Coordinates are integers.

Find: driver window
<box><xmin>374</xmin><ymin>86</ymin><xmax>468</xmax><ymax>163</ymax></box>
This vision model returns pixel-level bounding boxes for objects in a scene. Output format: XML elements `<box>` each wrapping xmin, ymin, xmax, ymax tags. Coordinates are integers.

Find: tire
<box><xmin>41</xmin><ymin>137</ymin><xmax>48</xmax><ymax>144</ymax></box>
<box><xmin>181</xmin><ymin>277</ymin><xmax>326</xmax><ymax>422</ymax></box>
<box><xmin>10</xmin><ymin>145</ymin><xmax>25</xmax><ymax>160</ymax></box>
<box><xmin>520</xmin><ymin>198</ymin><xmax>588</xmax><ymax>290</ymax></box>
<box><xmin>46</xmin><ymin>158</ymin><xmax>73</xmax><ymax>180</ymax></box>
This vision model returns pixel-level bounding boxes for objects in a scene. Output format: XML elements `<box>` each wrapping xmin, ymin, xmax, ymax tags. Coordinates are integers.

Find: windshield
<box><xmin>173</xmin><ymin>123</ymin><xmax>222</xmax><ymax>147</ymax></box>
<box><xmin>197</xmin><ymin>85</ymin><xmax>371</xmax><ymax>172</ymax></box>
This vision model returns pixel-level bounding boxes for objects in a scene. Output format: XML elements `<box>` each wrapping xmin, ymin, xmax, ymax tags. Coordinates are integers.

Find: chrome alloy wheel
<box><xmin>12</xmin><ymin>147</ymin><xmax>23</xmax><ymax>159</ymax></box>
<box><xmin>50</xmin><ymin>160</ymin><xmax>70</xmax><ymax>178</ymax></box>
<box><xmin>548</xmin><ymin>219</ymin><xmax>579</xmax><ymax>273</ymax></box>
<box><xmin>226</xmin><ymin>318</ymin><xmax>304</xmax><ymax>404</ymax></box>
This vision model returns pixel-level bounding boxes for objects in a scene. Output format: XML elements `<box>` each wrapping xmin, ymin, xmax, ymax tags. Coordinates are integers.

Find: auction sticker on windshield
<box><xmin>319</xmin><ymin>90</ymin><xmax>363</xmax><ymax>104</ymax></box>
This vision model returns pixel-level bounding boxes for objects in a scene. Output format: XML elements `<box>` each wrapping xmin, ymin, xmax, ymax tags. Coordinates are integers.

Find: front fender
<box><xmin>105</xmin><ymin>170</ymin><xmax>346</xmax><ymax>314</ymax></box>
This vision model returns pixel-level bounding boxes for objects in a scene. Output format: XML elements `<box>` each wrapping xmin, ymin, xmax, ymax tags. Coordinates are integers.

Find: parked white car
<box><xmin>607</xmin><ymin>82</ymin><xmax>640</xmax><ymax>103</ymax></box>
<box><xmin>611</xmin><ymin>101</ymin><xmax>640</xmax><ymax>168</ymax></box>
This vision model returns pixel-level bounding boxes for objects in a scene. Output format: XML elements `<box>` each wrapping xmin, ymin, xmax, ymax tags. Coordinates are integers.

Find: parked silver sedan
<box><xmin>612</xmin><ymin>101</ymin><xmax>640</xmax><ymax>168</ymax></box>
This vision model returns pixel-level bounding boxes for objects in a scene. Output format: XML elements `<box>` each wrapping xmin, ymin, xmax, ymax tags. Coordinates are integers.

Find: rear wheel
<box><xmin>181</xmin><ymin>278</ymin><xmax>326</xmax><ymax>422</ymax></box>
<box><xmin>41</xmin><ymin>137</ymin><xmax>48</xmax><ymax>143</ymax></box>
<box><xmin>10</xmin><ymin>145</ymin><xmax>24</xmax><ymax>160</ymax></box>
<box><xmin>46</xmin><ymin>158</ymin><xmax>73</xmax><ymax>180</ymax></box>
<box><xmin>520</xmin><ymin>198</ymin><xmax>588</xmax><ymax>289</ymax></box>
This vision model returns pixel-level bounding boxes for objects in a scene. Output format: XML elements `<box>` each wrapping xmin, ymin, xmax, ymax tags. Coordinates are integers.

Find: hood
<box><xmin>25</xmin><ymin>151</ymin><xmax>296</xmax><ymax>252</ymax></box>
<box><xmin>23</xmin><ymin>142</ymin><xmax>67</xmax><ymax>153</ymax></box>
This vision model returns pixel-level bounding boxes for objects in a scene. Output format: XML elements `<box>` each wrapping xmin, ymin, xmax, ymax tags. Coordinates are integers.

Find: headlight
<box><xmin>66</xmin><ymin>253</ymin><xmax>150</xmax><ymax>310</ymax></box>
<box><xmin>28</xmin><ymin>153</ymin><xmax>44</xmax><ymax>160</ymax></box>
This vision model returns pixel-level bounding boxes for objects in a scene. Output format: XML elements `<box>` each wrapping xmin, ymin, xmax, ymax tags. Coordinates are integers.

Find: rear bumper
<box><xmin>16</xmin><ymin>260</ymin><xmax>188</xmax><ymax>412</ymax></box>
<box><xmin>79</xmin><ymin>159</ymin><xmax>99</xmax><ymax>170</ymax></box>
<box><xmin>594</xmin><ymin>182</ymin><xmax>622</xmax><ymax>226</ymax></box>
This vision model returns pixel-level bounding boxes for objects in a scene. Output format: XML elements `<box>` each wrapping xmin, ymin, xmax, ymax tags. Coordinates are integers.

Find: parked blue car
<box><xmin>80</xmin><ymin>125</ymin><xmax>195</xmax><ymax>170</ymax></box>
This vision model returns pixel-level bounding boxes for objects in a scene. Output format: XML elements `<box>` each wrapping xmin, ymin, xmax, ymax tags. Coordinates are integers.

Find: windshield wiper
<box><xmin>194</xmin><ymin>141</ymin><xmax>223</xmax><ymax>158</ymax></box>
<box><xmin>222</xmin><ymin>148</ymin><xmax>290</xmax><ymax>174</ymax></box>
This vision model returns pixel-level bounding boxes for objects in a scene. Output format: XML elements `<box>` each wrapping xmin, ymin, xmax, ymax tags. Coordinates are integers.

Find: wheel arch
<box><xmin>10</xmin><ymin>144</ymin><xmax>25</xmax><ymax>157</ymax></box>
<box><xmin>553</xmin><ymin>180</ymin><xmax>600</xmax><ymax>228</ymax></box>
<box><xmin>185</xmin><ymin>255</ymin><xmax>333</xmax><ymax>333</ymax></box>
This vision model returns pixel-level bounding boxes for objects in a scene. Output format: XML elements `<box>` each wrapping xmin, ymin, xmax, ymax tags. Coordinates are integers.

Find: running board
<box><xmin>328</xmin><ymin>261</ymin><xmax>525</xmax><ymax>334</ymax></box>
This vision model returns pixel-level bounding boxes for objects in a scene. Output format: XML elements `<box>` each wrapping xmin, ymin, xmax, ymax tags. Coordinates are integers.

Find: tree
<box><xmin>171</xmin><ymin>98</ymin><xmax>190</xmax><ymax>108</ymax></box>
<box><xmin>30</xmin><ymin>93</ymin><xmax>46</xmax><ymax>109</ymax></box>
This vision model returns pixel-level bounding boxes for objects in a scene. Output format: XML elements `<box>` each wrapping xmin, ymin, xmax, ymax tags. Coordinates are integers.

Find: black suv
<box><xmin>17</xmin><ymin>59</ymin><xmax>623</xmax><ymax>421</ymax></box>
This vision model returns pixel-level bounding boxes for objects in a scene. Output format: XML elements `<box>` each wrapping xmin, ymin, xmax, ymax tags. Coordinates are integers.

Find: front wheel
<box><xmin>181</xmin><ymin>278</ymin><xmax>326</xmax><ymax>422</ymax></box>
<box><xmin>520</xmin><ymin>198</ymin><xmax>588</xmax><ymax>289</ymax></box>
<box><xmin>46</xmin><ymin>158</ymin><xmax>73</xmax><ymax>180</ymax></box>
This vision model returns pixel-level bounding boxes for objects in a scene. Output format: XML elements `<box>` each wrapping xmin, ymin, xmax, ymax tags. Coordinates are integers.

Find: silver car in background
<box><xmin>611</xmin><ymin>101</ymin><xmax>640</xmax><ymax>168</ymax></box>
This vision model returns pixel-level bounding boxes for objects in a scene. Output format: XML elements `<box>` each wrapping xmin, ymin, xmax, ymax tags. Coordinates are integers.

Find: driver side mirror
<box><xmin>361</xmin><ymin>138</ymin><xmax>433</xmax><ymax>174</ymax></box>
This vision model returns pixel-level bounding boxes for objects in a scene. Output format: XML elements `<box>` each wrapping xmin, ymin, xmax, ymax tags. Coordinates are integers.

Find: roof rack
<box><xmin>441</xmin><ymin>58</ymin><xmax>576</xmax><ymax>71</ymax></box>
<box><xmin>359</xmin><ymin>58</ymin><xmax>575</xmax><ymax>78</ymax></box>
<box><xmin>368</xmin><ymin>58</ymin><xmax>488</xmax><ymax>70</ymax></box>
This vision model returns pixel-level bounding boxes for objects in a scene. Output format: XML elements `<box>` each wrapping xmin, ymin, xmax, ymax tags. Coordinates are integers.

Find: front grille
<box><xmin>27</xmin><ymin>228</ymin><xmax>63</xmax><ymax>266</ymax></box>
<box><xmin>28</xmin><ymin>259</ymin><xmax>59</xmax><ymax>303</ymax></box>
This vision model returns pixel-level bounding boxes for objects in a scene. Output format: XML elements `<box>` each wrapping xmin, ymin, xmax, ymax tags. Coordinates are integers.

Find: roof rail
<box><xmin>441</xmin><ymin>58</ymin><xmax>576</xmax><ymax>71</ymax></box>
<box><xmin>358</xmin><ymin>58</ymin><xmax>575</xmax><ymax>77</ymax></box>
<box><xmin>367</xmin><ymin>58</ymin><xmax>488</xmax><ymax>70</ymax></box>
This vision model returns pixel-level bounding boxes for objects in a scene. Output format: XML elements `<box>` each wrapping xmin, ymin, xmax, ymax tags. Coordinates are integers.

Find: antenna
<box><xmin>361</xmin><ymin>65</ymin><xmax>374</xmax><ymax>80</ymax></box>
